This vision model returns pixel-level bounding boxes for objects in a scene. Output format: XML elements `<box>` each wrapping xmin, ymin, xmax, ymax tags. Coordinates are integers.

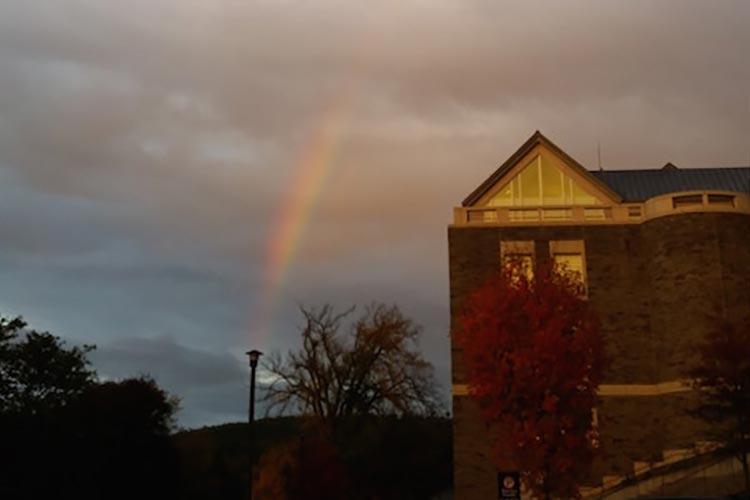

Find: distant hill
<box><xmin>173</xmin><ymin>416</ymin><xmax>452</xmax><ymax>499</ymax></box>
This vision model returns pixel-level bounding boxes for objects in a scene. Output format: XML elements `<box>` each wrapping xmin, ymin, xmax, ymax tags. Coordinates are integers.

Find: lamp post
<box><xmin>246</xmin><ymin>349</ymin><xmax>262</xmax><ymax>500</ymax></box>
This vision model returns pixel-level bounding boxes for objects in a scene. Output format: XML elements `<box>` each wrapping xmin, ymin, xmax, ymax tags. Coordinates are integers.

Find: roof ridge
<box><xmin>592</xmin><ymin>166</ymin><xmax>750</xmax><ymax>173</ymax></box>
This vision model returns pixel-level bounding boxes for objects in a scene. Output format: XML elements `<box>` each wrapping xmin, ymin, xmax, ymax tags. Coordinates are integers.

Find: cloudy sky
<box><xmin>1</xmin><ymin>0</ymin><xmax>748</xmax><ymax>427</ymax></box>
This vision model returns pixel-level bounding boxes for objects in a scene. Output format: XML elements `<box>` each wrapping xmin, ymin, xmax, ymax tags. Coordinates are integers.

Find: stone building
<box><xmin>448</xmin><ymin>131</ymin><xmax>750</xmax><ymax>498</ymax></box>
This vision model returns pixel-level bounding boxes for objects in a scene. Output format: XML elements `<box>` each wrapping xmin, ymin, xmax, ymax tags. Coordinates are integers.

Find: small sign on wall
<box><xmin>497</xmin><ymin>471</ymin><xmax>521</xmax><ymax>499</ymax></box>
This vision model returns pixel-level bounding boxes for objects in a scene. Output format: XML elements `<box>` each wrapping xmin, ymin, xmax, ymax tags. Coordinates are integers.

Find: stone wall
<box><xmin>448</xmin><ymin>212</ymin><xmax>750</xmax><ymax>499</ymax></box>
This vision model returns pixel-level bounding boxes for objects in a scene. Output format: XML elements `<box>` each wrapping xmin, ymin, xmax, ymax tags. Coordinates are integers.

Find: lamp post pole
<box><xmin>246</xmin><ymin>349</ymin><xmax>262</xmax><ymax>500</ymax></box>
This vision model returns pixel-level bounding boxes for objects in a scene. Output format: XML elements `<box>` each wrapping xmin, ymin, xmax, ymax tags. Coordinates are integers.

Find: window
<box><xmin>487</xmin><ymin>154</ymin><xmax>602</xmax><ymax>207</ymax></box>
<box><xmin>553</xmin><ymin>253</ymin><xmax>584</xmax><ymax>278</ymax></box>
<box><xmin>550</xmin><ymin>240</ymin><xmax>587</xmax><ymax>290</ymax></box>
<box><xmin>707</xmin><ymin>194</ymin><xmax>735</xmax><ymax>207</ymax></box>
<box><xmin>500</xmin><ymin>241</ymin><xmax>534</xmax><ymax>279</ymax></box>
<box><xmin>672</xmin><ymin>194</ymin><xmax>703</xmax><ymax>209</ymax></box>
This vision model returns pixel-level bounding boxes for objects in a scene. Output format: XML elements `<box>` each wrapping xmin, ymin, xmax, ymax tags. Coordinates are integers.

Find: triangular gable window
<box><xmin>487</xmin><ymin>154</ymin><xmax>601</xmax><ymax>207</ymax></box>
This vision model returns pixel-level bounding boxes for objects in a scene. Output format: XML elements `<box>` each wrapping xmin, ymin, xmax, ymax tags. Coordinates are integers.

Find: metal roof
<box><xmin>591</xmin><ymin>167</ymin><xmax>750</xmax><ymax>202</ymax></box>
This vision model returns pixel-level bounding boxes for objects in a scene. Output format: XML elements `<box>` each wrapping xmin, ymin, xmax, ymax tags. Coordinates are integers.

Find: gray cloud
<box><xmin>91</xmin><ymin>336</ymin><xmax>248</xmax><ymax>428</ymax></box>
<box><xmin>0</xmin><ymin>0</ymin><xmax>747</xmax><ymax>425</ymax></box>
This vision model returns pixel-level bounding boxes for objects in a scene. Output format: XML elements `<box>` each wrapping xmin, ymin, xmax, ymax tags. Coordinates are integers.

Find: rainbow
<box><xmin>258</xmin><ymin>93</ymin><xmax>354</xmax><ymax>341</ymax></box>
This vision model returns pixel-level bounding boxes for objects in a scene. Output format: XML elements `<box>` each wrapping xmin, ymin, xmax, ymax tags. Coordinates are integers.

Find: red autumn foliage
<box><xmin>457</xmin><ymin>260</ymin><xmax>606</xmax><ymax>499</ymax></box>
<box><xmin>255</xmin><ymin>428</ymin><xmax>349</xmax><ymax>500</ymax></box>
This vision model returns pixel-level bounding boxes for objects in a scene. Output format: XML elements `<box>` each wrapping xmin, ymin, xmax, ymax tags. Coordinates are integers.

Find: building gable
<box><xmin>463</xmin><ymin>131</ymin><xmax>622</xmax><ymax>207</ymax></box>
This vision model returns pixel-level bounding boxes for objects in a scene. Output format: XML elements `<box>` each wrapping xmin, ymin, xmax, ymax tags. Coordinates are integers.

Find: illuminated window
<box><xmin>500</xmin><ymin>241</ymin><xmax>534</xmax><ymax>280</ymax></box>
<box><xmin>494</xmin><ymin>184</ymin><xmax>512</xmax><ymax>205</ymax></box>
<box><xmin>505</xmin><ymin>254</ymin><xmax>534</xmax><ymax>278</ymax></box>
<box><xmin>553</xmin><ymin>254</ymin><xmax>584</xmax><ymax>281</ymax></box>
<box><xmin>550</xmin><ymin>240</ymin><xmax>587</xmax><ymax>291</ymax></box>
<box><xmin>519</xmin><ymin>159</ymin><xmax>540</xmax><ymax>205</ymax></box>
<box><xmin>488</xmin><ymin>154</ymin><xmax>602</xmax><ymax>207</ymax></box>
<box><xmin>541</xmin><ymin>155</ymin><xmax>565</xmax><ymax>204</ymax></box>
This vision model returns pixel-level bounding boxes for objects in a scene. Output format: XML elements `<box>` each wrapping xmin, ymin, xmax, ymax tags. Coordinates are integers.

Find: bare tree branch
<box><xmin>261</xmin><ymin>303</ymin><xmax>443</xmax><ymax>422</ymax></box>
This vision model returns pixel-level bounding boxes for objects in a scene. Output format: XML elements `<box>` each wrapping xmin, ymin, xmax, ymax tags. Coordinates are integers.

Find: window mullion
<box><xmin>537</xmin><ymin>156</ymin><xmax>543</xmax><ymax>205</ymax></box>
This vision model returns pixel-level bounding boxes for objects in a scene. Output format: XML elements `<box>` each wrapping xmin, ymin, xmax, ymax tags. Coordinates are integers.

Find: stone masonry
<box><xmin>449</xmin><ymin>212</ymin><xmax>750</xmax><ymax>499</ymax></box>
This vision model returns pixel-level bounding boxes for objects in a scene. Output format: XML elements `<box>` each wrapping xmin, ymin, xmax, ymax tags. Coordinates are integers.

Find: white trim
<box><xmin>598</xmin><ymin>381</ymin><xmax>692</xmax><ymax>396</ymax></box>
<box><xmin>452</xmin><ymin>380</ymin><xmax>693</xmax><ymax>397</ymax></box>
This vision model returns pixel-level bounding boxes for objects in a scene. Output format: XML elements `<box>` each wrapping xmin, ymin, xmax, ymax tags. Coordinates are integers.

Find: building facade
<box><xmin>448</xmin><ymin>132</ymin><xmax>750</xmax><ymax>498</ymax></box>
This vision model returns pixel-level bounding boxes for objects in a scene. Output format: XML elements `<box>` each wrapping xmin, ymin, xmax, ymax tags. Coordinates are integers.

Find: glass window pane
<box><xmin>541</xmin><ymin>156</ymin><xmax>564</xmax><ymax>205</ymax></box>
<box><xmin>519</xmin><ymin>157</ymin><xmax>540</xmax><ymax>205</ymax></box>
<box><xmin>554</xmin><ymin>254</ymin><xmax>584</xmax><ymax>283</ymax></box>
<box><xmin>484</xmin><ymin>154</ymin><xmax>603</xmax><ymax>208</ymax></box>
<box><xmin>512</xmin><ymin>178</ymin><xmax>521</xmax><ymax>200</ymax></box>
<box><xmin>673</xmin><ymin>194</ymin><xmax>703</xmax><ymax>208</ymax></box>
<box><xmin>488</xmin><ymin>183</ymin><xmax>513</xmax><ymax>207</ymax></box>
<box><xmin>707</xmin><ymin>194</ymin><xmax>734</xmax><ymax>206</ymax></box>
<box><xmin>571</xmin><ymin>181</ymin><xmax>598</xmax><ymax>205</ymax></box>
<box><xmin>503</xmin><ymin>254</ymin><xmax>534</xmax><ymax>280</ymax></box>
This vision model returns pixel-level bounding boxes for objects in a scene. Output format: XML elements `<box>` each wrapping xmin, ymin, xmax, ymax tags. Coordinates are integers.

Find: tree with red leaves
<box><xmin>255</xmin><ymin>427</ymin><xmax>350</xmax><ymax>500</ymax></box>
<box><xmin>457</xmin><ymin>260</ymin><xmax>606</xmax><ymax>499</ymax></box>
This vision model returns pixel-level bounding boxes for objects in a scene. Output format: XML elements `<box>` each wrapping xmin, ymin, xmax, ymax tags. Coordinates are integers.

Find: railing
<box><xmin>456</xmin><ymin>204</ymin><xmax>640</xmax><ymax>225</ymax></box>
<box><xmin>453</xmin><ymin>190</ymin><xmax>750</xmax><ymax>226</ymax></box>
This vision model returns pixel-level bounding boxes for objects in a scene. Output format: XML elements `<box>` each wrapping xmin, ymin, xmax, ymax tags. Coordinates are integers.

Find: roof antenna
<box><xmin>597</xmin><ymin>141</ymin><xmax>603</xmax><ymax>171</ymax></box>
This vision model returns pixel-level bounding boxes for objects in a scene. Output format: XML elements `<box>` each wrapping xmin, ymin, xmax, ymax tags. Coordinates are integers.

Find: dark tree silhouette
<box><xmin>0</xmin><ymin>315</ymin><xmax>96</xmax><ymax>415</ymax></box>
<box><xmin>70</xmin><ymin>376</ymin><xmax>179</xmax><ymax>435</ymax></box>
<box><xmin>65</xmin><ymin>377</ymin><xmax>181</xmax><ymax>500</ymax></box>
<box><xmin>689</xmin><ymin>318</ymin><xmax>750</xmax><ymax>490</ymax></box>
<box><xmin>263</xmin><ymin>304</ymin><xmax>441</xmax><ymax>422</ymax></box>
<box><xmin>457</xmin><ymin>261</ymin><xmax>606</xmax><ymax>499</ymax></box>
<box><xmin>0</xmin><ymin>313</ymin><xmax>181</xmax><ymax>500</ymax></box>
<box><xmin>174</xmin><ymin>416</ymin><xmax>453</xmax><ymax>500</ymax></box>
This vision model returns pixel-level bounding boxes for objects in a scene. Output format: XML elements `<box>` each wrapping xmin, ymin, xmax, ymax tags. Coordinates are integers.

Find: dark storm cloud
<box><xmin>0</xmin><ymin>0</ymin><xmax>748</xmax><ymax>425</ymax></box>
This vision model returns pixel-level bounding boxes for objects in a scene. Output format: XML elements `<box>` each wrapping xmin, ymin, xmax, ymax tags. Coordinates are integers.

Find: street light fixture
<box><xmin>246</xmin><ymin>349</ymin><xmax>262</xmax><ymax>500</ymax></box>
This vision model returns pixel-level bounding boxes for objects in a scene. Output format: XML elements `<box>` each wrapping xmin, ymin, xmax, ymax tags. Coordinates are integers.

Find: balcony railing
<box><xmin>458</xmin><ymin>205</ymin><xmax>633</xmax><ymax>225</ymax></box>
<box><xmin>452</xmin><ymin>190</ymin><xmax>750</xmax><ymax>226</ymax></box>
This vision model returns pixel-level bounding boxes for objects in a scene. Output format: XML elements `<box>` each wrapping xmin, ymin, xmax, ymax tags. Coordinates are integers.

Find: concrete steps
<box><xmin>581</xmin><ymin>441</ymin><xmax>723</xmax><ymax>498</ymax></box>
